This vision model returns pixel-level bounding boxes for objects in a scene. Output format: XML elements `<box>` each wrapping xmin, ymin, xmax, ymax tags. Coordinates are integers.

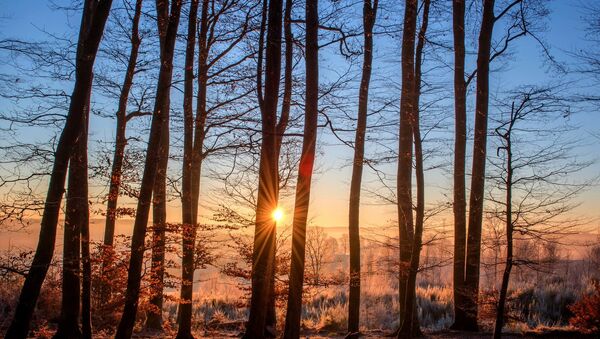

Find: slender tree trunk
<box><xmin>282</xmin><ymin>0</ymin><xmax>318</xmax><ymax>337</ymax></box>
<box><xmin>397</xmin><ymin>0</ymin><xmax>417</xmax><ymax>334</ymax></box>
<box><xmin>493</xmin><ymin>115</ymin><xmax>514</xmax><ymax>339</ymax></box>
<box><xmin>103</xmin><ymin>0</ymin><xmax>143</xmax><ymax>248</ymax></box>
<box><xmin>451</xmin><ymin>0</ymin><xmax>470</xmax><ymax>330</ymax></box>
<box><xmin>115</xmin><ymin>1</ymin><xmax>182</xmax><ymax>337</ymax></box>
<box><xmin>4</xmin><ymin>2</ymin><xmax>113</xmax><ymax>338</ymax></box>
<box><xmin>80</xmin><ymin>85</ymin><xmax>93</xmax><ymax>339</ymax></box>
<box><xmin>145</xmin><ymin>110</ymin><xmax>170</xmax><ymax>331</ymax></box>
<box><xmin>399</xmin><ymin>0</ymin><xmax>429</xmax><ymax>336</ymax></box>
<box><xmin>266</xmin><ymin>0</ymin><xmax>294</xmax><ymax>329</ymax></box>
<box><xmin>100</xmin><ymin>0</ymin><xmax>143</xmax><ymax>313</ymax></box>
<box><xmin>346</xmin><ymin>1</ymin><xmax>377</xmax><ymax>337</ymax></box>
<box><xmin>464</xmin><ymin>0</ymin><xmax>495</xmax><ymax>331</ymax></box>
<box><xmin>54</xmin><ymin>92</ymin><xmax>91</xmax><ymax>339</ymax></box>
<box><xmin>176</xmin><ymin>0</ymin><xmax>201</xmax><ymax>337</ymax></box>
<box><xmin>244</xmin><ymin>0</ymin><xmax>283</xmax><ymax>335</ymax></box>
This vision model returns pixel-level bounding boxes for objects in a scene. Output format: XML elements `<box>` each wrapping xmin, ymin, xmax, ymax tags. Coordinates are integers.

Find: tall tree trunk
<box><xmin>54</xmin><ymin>91</ymin><xmax>91</xmax><ymax>339</ymax></box>
<box><xmin>346</xmin><ymin>1</ymin><xmax>377</xmax><ymax>337</ymax></box>
<box><xmin>493</xmin><ymin>111</ymin><xmax>514</xmax><ymax>339</ymax></box>
<box><xmin>282</xmin><ymin>0</ymin><xmax>319</xmax><ymax>337</ymax></box>
<box><xmin>103</xmin><ymin>0</ymin><xmax>143</xmax><ymax>248</ymax></box>
<box><xmin>244</xmin><ymin>0</ymin><xmax>283</xmax><ymax>335</ymax></box>
<box><xmin>397</xmin><ymin>0</ymin><xmax>417</xmax><ymax>334</ymax></box>
<box><xmin>450</xmin><ymin>0</ymin><xmax>470</xmax><ymax>330</ymax></box>
<box><xmin>265</xmin><ymin>0</ymin><xmax>294</xmax><ymax>331</ymax></box>
<box><xmin>115</xmin><ymin>1</ymin><xmax>182</xmax><ymax>337</ymax></box>
<box><xmin>100</xmin><ymin>0</ymin><xmax>143</xmax><ymax>311</ymax></box>
<box><xmin>145</xmin><ymin>110</ymin><xmax>170</xmax><ymax>331</ymax></box>
<box><xmin>80</xmin><ymin>85</ymin><xmax>93</xmax><ymax>339</ymax></box>
<box><xmin>81</xmin><ymin>213</ymin><xmax>92</xmax><ymax>337</ymax></box>
<box><xmin>176</xmin><ymin>0</ymin><xmax>201</xmax><ymax>337</ymax></box>
<box><xmin>464</xmin><ymin>0</ymin><xmax>495</xmax><ymax>331</ymax></box>
<box><xmin>4</xmin><ymin>2</ymin><xmax>113</xmax><ymax>338</ymax></box>
<box><xmin>399</xmin><ymin>0</ymin><xmax>429</xmax><ymax>336</ymax></box>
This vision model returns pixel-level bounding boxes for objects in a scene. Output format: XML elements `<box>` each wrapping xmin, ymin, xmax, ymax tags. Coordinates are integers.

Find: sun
<box><xmin>272</xmin><ymin>207</ymin><xmax>284</xmax><ymax>223</ymax></box>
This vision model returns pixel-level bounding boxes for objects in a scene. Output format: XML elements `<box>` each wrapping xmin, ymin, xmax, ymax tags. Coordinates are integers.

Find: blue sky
<box><xmin>0</xmin><ymin>0</ymin><xmax>598</xmax><ymax>231</ymax></box>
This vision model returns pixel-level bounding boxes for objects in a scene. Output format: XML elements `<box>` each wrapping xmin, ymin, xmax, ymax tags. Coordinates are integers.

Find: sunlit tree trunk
<box><xmin>397</xmin><ymin>0</ymin><xmax>417</xmax><ymax>335</ymax></box>
<box><xmin>5</xmin><ymin>2</ymin><xmax>113</xmax><ymax>337</ymax></box>
<box><xmin>464</xmin><ymin>0</ymin><xmax>495</xmax><ymax>331</ymax></box>
<box><xmin>346</xmin><ymin>0</ymin><xmax>377</xmax><ymax>337</ymax></box>
<box><xmin>115</xmin><ymin>1</ymin><xmax>182</xmax><ymax>337</ymax></box>
<box><xmin>282</xmin><ymin>0</ymin><xmax>318</xmax><ymax>337</ymax></box>
<box><xmin>244</xmin><ymin>0</ymin><xmax>283</xmax><ymax>335</ymax></box>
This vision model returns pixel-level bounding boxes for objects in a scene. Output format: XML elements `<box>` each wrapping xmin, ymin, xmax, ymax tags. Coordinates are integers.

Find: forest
<box><xmin>0</xmin><ymin>0</ymin><xmax>599</xmax><ymax>338</ymax></box>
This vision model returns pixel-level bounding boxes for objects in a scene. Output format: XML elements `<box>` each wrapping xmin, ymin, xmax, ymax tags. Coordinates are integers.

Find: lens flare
<box><xmin>272</xmin><ymin>208</ymin><xmax>284</xmax><ymax>223</ymax></box>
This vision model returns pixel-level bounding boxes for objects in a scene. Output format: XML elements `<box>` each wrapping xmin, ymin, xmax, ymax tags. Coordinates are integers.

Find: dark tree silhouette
<box><xmin>4</xmin><ymin>1</ymin><xmax>113</xmax><ymax>337</ymax></box>
<box><xmin>54</xmin><ymin>87</ymin><xmax>91</xmax><ymax>339</ymax></box>
<box><xmin>283</xmin><ymin>0</ymin><xmax>319</xmax><ymax>336</ymax></box>
<box><xmin>462</xmin><ymin>0</ymin><xmax>495</xmax><ymax>330</ymax></box>
<box><xmin>490</xmin><ymin>88</ymin><xmax>587</xmax><ymax>338</ymax></box>
<box><xmin>346</xmin><ymin>0</ymin><xmax>377</xmax><ymax>337</ymax></box>
<box><xmin>244</xmin><ymin>0</ymin><xmax>283</xmax><ymax>335</ymax></box>
<box><xmin>115</xmin><ymin>0</ymin><xmax>182</xmax><ymax>337</ymax></box>
<box><xmin>450</xmin><ymin>0</ymin><xmax>469</xmax><ymax>329</ymax></box>
<box><xmin>396</xmin><ymin>0</ymin><xmax>417</xmax><ymax>335</ymax></box>
<box><xmin>103</xmin><ymin>0</ymin><xmax>144</xmax><ymax>250</ymax></box>
<box><xmin>399</xmin><ymin>0</ymin><xmax>430</xmax><ymax>336</ymax></box>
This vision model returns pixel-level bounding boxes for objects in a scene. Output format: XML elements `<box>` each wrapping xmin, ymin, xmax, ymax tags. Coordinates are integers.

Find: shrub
<box><xmin>568</xmin><ymin>280</ymin><xmax>600</xmax><ymax>334</ymax></box>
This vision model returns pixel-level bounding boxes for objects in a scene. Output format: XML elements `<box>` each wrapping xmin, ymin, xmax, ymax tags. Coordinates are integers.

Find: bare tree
<box><xmin>54</xmin><ymin>86</ymin><xmax>91</xmax><ymax>339</ymax></box>
<box><xmin>244</xmin><ymin>0</ymin><xmax>283</xmax><ymax>335</ymax></box>
<box><xmin>4</xmin><ymin>1</ymin><xmax>113</xmax><ymax>337</ymax></box>
<box><xmin>490</xmin><ymin>87</ymin><xmax>588</xmax><ymax>338</ymax></box>
<box><xmin>346</xmin><ymin>0</ymin><xmax>377</xmax><ymax>337</ymax></box>
<box><xmin>399</xmin><ymin>0</ymin><xmax>430</xmax><ymax>336</ymax></box>
<box><xmin>452</xmin><ymin>0</ymin><xmax>551</xmax><ymax>329</ymax></box>
<box><xmin>102</xmin><ymin>0</ymin><xmax>145</xmax><ymax>250</ymax></box>
<box><xmin>283</xmin><ymin>0</ymin><xmax>319</xmax><ymax>335</ymax></box>
<box><xmin>115</xmin><ymin>0</ymin><xmax>183</xmax><ymax>337</ymax></box>
<box><xmin>396</xmin><ymin>0</ymin><xmax>417</xmax><ymax>335</ymax></box>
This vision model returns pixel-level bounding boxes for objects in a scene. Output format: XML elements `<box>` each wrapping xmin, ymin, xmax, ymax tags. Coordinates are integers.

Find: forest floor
<box><xmin>189</xmin><ymin>329</ymin><xmax>598</xmax><ymax>338</ymax></box>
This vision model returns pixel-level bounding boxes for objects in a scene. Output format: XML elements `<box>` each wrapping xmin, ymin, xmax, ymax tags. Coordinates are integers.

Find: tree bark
<box><xmin>80</xmin><ymin>85</ymin><xmax>93</xmax><ymax>339</ymax></box>
<box><xmin>175</xmin><ymin>0</ymin><xmax>202</xmax><ymax>337</ymax></box>
<box><xmin>54</xmin><ymin>89</ymin><xmax>91</xmax><ymax>339</ymax></box>
<box><xmin>266</xmin><ymin>0</ymin><xmax>294</xmax><ymax>330</ymax></box>
<box><xmin>464</xmin><ymin>0</ymin><xmax>495</xmax><ymax>331</ymax></box>
<box><xmin>145</xmin><ymin>105</ymin><xmax>170</xmax><ymax>331</ymax></box>
<box><xmin>451</xmin><ymin>0</ymin><xmax>470</xmax><ymax>330</ymax></box>
<box><xmin>399</xmin><ymin>0</ymin><xmax>429</xmax><ymax>336</ymax></box>
<box><xmin>244</xmin><ymin>0</ymin><xmax>283</xmax><ymax>335</ymax></box>
<box><xmin>282</xmin><ymin>0</ymin><xmax>319</xmax><ymax>337</ymax></box>
<box><xmin>103</xmin><ymin>0</ymin><xmax>143</xmax><ymax>248</ymax></box>
<box><xmin>115</xmin><ymin>1</ymin><xmax>182</xmax><ymax>338</ymax></box>
<box><xmin>100</xmin><ymin>0</ymin><xmax>143</xmax><ymax>313</ymax></box>
<box><xmin>493</xmin><ymin>109</ymin><xmax>514</xmax><ymax>339</ymax></box>
<box><xmin>397</xmin><ymin>0</ymin><xmax>417</xmax><ymax>334</ymax></box>
<box><xmin>5</xmin><ymin>1</ymin><xmax>113</xmax><ymax>338</ymax></box>
<box><xmin>346</xmin><ymin>0</ymin><xmax>377</xmax><ymax>337</ymax></box>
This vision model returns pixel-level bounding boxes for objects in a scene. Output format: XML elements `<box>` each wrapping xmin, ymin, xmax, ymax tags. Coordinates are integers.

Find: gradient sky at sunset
<box><xmin>0</xmin><ymin>0</ymin><xmax>598</xmax><ymax>235</ymax></box>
